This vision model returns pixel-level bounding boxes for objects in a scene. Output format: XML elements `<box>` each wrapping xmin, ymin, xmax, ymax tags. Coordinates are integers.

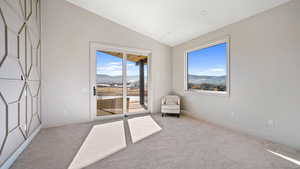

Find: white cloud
<box><xmin>127</xmin><ymin>63</ymin><xmax>135</xmax><ymax>67</ymax></box>
<box><xmin>108</xmin><ymin>62</ymin><xmax>122</xmax><ymax>65</ymax></box>
<box><xmin>97</xmin><ymin>62</ymin><xmax>141</xmax><ymax>76</ymax></box>
<box><xmin>97</xmin><ymin>62</ymin><xmax>123</xmax><ymax>76</ymax></box>
<box><xmin>197</xmin><ymin>68</ymin><xmax>226</xmax><ymax>76</ymax></box>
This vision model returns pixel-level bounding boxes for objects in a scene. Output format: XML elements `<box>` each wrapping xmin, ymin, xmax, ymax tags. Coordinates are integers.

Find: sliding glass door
<box><xmin>96</xmin><ymin>51</ymin><xmax>123</xmax><ymax>116</ymax></box>
<box><xmin>95</xmin><ymin>50</ymin><xmax>148</xmax><ymax>117</ymax></box>
<box><xmin>126</xmin><ymin>54</ymin><xmax>148</xmax><ymax>114</ymax></box>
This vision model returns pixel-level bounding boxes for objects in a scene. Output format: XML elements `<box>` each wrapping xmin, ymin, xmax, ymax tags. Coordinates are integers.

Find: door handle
<box><xmin>93</xmin><ymin>86</ymin><xmax>96</xmax><ymax>96</ymax></box>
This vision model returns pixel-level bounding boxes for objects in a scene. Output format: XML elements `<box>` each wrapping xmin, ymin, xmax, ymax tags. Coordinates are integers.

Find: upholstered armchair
<box><xmin>161</xmin><ymin>95</ymin><xmax>181</xmax><ymax>117</ymax></box>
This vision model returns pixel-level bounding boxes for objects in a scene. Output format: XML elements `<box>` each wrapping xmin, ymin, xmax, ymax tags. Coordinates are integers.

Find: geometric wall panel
<box><xmin>26</xmin><ymin>29</ymin><xmax>33</xmax><ymax>75</ymax></box>
<box><xmin>0</xmin><ymin>94</ymin><xmax>7</xmax><ymax>156</ymax></box>
<box><xmin>7</xmin><ymin>30</ymin><xmax>18</xmax><ymax>59</ymax></box>
<box><xmin>28</xmin><ymin>67</ymin><xmax>39</xmax><ymax>80</ymax></box>
<box><xmin>0</xmin><ymin>80</ymin><xmax>24</xmax><ymax>103</ymax></box>
<box><xmin>8</xmin><ymin>103</ymin><xmax>18</xmax><ymax>132</ymax></box>
<box><xmin>37</xmin><ymin>92</ymin><xmax>41</xmax><ymax>119</ymax></box>
<box><xmin>0</xmin><ymin>0</ymin><xmax>41</xmax><ymax>166</ymax></box>
<box><xmin>27</xmin><ymin>80</ymin><xmax>40</xmax><ymax>97</ymax></box>
<box><xmin>25</xmin><ymin>0</ymin><xmax>32</xmax><ymax>20</ymax></box>
<box><xmin>36</xmin><ymin>42</ymin><xmax>40</xmax><ymax>67</ymax></box>
<box><xmin>18</xmin><ymin>87</ymin><xmax>27</xmax><ymax>137</ymax></box>
<box><xmin>0</xmin><ymin>128</ymin><xmax>25</xmax><ymax>165</ymax></box>
<box><xmin>28</xmin><ymin>113</ymin><xmax>40</xmax><ymax>136</ymax></box>
<box><xmin>0</xmin><ymin>57</ymin><xmax>23</xmax><ymax>79</ymax></box>
<box><xmin>0</xmin><ymin>0</ymin><xmax>23</xmax><ymax>33</ymax></box>
<box><xmin>27</xmin><ymin>25</ymin><xmax>38</xmax><ymax>48</ymax></box>
<box><xmin>26</xmin><ymin>90</ymin><xmax>32</xmax><ymax>128</ymax></box>
<box><xmin>0</xmin><ymin>9</ymin><xmax>5</xmax><ymax>64</ymax></box>
<box><xmin>18</xmin><ymin>24</ymin><xmax>26</xmax><ymax>75</ymax></box>
<box><xmin>31</xmin><ymin>96</ymin><xmax>37</xmax><ymax>116</ymax></box>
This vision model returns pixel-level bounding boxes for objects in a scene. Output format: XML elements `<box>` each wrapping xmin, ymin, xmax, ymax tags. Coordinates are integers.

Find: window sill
<box><xmin>184</xmin><ymin>89</ymin><xmax>229</xmax><ymax>97</ymax></box>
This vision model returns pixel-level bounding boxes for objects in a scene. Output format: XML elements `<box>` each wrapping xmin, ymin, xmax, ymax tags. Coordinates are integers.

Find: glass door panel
<box><xmin>126</xmin><ymin>54</ymin><xmax>148</xmax><ymax>114</ymax></box>
<box><xmin>96</xmin><ymin>51</ymin><xmax>123</xmax><ymax>116</ymax></box>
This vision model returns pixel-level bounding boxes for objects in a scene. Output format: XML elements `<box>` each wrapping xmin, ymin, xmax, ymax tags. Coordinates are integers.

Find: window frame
<box><xmin>184</xmin><ymin>36</ymin><xmax>230</xmax><ymax>96</ymax></box>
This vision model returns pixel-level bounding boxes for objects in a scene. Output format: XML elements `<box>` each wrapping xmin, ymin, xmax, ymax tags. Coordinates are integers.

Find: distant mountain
<box><xmin>96</xmin><ymin>74</ymin><xmax>142</xmax><ymax>84</ymax></box>
<box><xmin>188</xmin><ymin>75</ymin><xmax>226</xmax><ymax>85</ymax></box>
<box><xmin>96</xmin><ymin>74</ymin><xmax>122</xmax><ymax>84</ymax></box>
<box><xmin>97</xmin><ymin>74</ymin><xmax>223</xmax><ymax>85</ymax></box>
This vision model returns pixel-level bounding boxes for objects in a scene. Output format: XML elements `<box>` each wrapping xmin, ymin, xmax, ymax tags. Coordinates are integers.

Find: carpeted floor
<box><xmin>10</xmin><ymin>114</ymin><xmax>300</xmax><ymax>169</ymax></box>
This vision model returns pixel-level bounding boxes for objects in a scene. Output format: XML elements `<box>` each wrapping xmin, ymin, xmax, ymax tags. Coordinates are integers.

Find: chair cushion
<box><xmin>161</xmin><ymin>104</ymin><xmax>180</xmax><ymax>114</ymax></box>
<box><xmin>164</xmin><ymin>95</ymin><xmax>179</xmax><ymax>105</ymax></box>
<box><xmin>161</xmin><ymin>104</ymin><xmax>180</xmax><ymax>110</ymax></box>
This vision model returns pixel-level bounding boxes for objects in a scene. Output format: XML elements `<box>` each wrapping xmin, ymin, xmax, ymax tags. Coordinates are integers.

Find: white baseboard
<box><xmin>0</xmin><ymin>126</ymin><xmax>42</xmax><ymax>169</ymax></box>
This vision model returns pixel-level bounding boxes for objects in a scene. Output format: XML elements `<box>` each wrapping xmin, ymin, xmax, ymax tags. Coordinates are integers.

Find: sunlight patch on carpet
<box><xmin>266</xmin><ymin>149</ymin><xmax>300</xmax><ymax>166</ymax></box>
<box><xmin>68</xmin><ymin>121</ymin><xmax>126</xmax><ymax>169</ymax></box>
<box><xmin>128</xmin><ymin>116</ymin><xmax>162</xmax><ymax>143</ymax></box>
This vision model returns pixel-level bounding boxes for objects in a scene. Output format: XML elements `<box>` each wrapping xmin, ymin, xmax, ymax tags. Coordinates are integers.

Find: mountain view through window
<box><xmin>187</xmin><ymin>42</ymin><xmax>228</xmax><ymax>92</ymax></box>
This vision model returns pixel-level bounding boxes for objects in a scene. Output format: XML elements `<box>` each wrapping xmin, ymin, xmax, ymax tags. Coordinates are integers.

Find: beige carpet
<box><xmin>9</xmin><ymin>114</ymin><xmax>300</xmax><ymax>169</ymax></box>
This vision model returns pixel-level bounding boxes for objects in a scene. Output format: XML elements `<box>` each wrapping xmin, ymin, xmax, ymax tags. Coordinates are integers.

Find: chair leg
<box><xmin>177</xmin><ymin>114</ymin><xmax>180</xmax><ymax>118</ymax></box>
<box><xmin>161</xmin><ymin>113</ymin><xmax>164</xmax><ymax>117</ymax></box>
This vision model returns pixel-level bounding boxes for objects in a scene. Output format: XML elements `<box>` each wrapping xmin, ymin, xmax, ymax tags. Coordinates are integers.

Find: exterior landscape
<box><xmin>187</xmin><ymin>42</ymin><xmax>227</xmax><ymax>92</ymax></box>
<box><xmin>188</xmin><ymin>75</ymin><xmax>226</xmax><ymax>91</ymax></box>
<box><xmin>96</xmin><ymin>74</ymin><xmax>148</xmax><ymax>96</ymax></box>
<box><xmin>96</xmin><ymin>74</ymin><xmax>148</xmax><ymax>115</ymax></box>
<box><xmin>96</xmin><ymin>51</ymin><xmax>148</xmax><ymax>116</ymax></box>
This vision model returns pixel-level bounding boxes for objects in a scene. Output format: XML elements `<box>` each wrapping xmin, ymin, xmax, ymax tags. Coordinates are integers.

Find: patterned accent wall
<box><xmin>0</xmin><ymin>0</ymin><xmax>41</xmax><ymax>165</ymax></box>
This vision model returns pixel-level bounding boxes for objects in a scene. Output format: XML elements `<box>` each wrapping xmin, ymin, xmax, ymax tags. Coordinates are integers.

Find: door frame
<box><xmin>89</xmin><ymin>42</ymin><xmax>152</xmax><ymax>121</ymax></box>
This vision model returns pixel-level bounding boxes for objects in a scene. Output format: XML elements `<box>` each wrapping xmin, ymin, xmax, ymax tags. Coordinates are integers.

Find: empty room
<box><xmin>0</xmin><ymin>0</ymin><xmax>300</xmax><ymax>169</ymax></box>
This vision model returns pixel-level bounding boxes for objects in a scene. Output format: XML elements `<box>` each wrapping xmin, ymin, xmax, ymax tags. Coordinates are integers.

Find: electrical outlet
<box><xmin>230</xmin><ymin>112</ymin><xmax>236</xmax><ymax>120</ymax></box>
<box><xmin>268</xmin><ymin>120</ymin><xmax>275</xmax><ymax>127</ymax></box>
<box><xmin>62</xmin><ymin>109</ymin><xmax>69</xmax><ymax>117</ymax></box>
<box><xmin>231</xmin><ymin>112</ymin><xmax>235</xmax><ymax>117</ymax></box>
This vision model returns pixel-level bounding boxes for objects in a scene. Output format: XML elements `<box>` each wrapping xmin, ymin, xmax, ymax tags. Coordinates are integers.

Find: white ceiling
<box><xmin>66</xmin><ymin>0</ymin><xmax>291</xmax><ymax>46</ymax></box>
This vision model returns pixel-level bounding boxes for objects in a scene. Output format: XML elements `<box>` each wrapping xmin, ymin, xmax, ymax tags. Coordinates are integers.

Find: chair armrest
<box><xmin>161</xmin><ymin>97</ymin><xmax>166</xmax><ymax>105</ymax></box>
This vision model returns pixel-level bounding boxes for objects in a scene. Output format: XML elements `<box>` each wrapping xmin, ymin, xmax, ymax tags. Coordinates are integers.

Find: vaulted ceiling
<box><xmin>66</xmin><ymin>0</ymin><xmax>291</xmax><ymax>46</ymax></box>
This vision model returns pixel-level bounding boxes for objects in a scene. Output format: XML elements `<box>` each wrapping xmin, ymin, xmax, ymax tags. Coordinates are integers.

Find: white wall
<box><xmin>41</xmin><ymin>0</ymin><xmax>172</xmax><ymax>127</ymax></box>
<box><xmin>172</xmin><ymin>0</ymin><xmax>300</xmax><ymax>149</ymax></box>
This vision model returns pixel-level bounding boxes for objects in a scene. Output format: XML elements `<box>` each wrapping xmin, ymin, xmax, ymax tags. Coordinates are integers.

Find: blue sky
<box><xmin>96</xmin><ymin>51</ymin><xmax>145</xmax><ymax>76</ymax></box>
<box><xmin>187</xmin><ymin>42</ymin><xmax>227</xmax><ymax>76</ymax></box>
<box><xmin>97</xmin><ymin>43</ymin><xmax>225</xmax><ymax>77</ymax></box>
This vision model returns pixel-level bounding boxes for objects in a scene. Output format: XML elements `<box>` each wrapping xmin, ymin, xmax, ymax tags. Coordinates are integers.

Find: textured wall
<box><xmin>0</xmin><ymin>0</ymin><xmax>41</xmax><ymax>165</ymax></box>
<box><xmin>172</xmin><ymin>0</ymin><xmax>300</xmax><ymax>149</ymax></box>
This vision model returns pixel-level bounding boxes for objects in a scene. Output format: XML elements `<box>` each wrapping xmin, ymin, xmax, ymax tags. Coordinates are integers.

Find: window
<box><xmin>185</xmin><ymin>38</ymin><xmax>230</xmax><ymax>95</ymax></box>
